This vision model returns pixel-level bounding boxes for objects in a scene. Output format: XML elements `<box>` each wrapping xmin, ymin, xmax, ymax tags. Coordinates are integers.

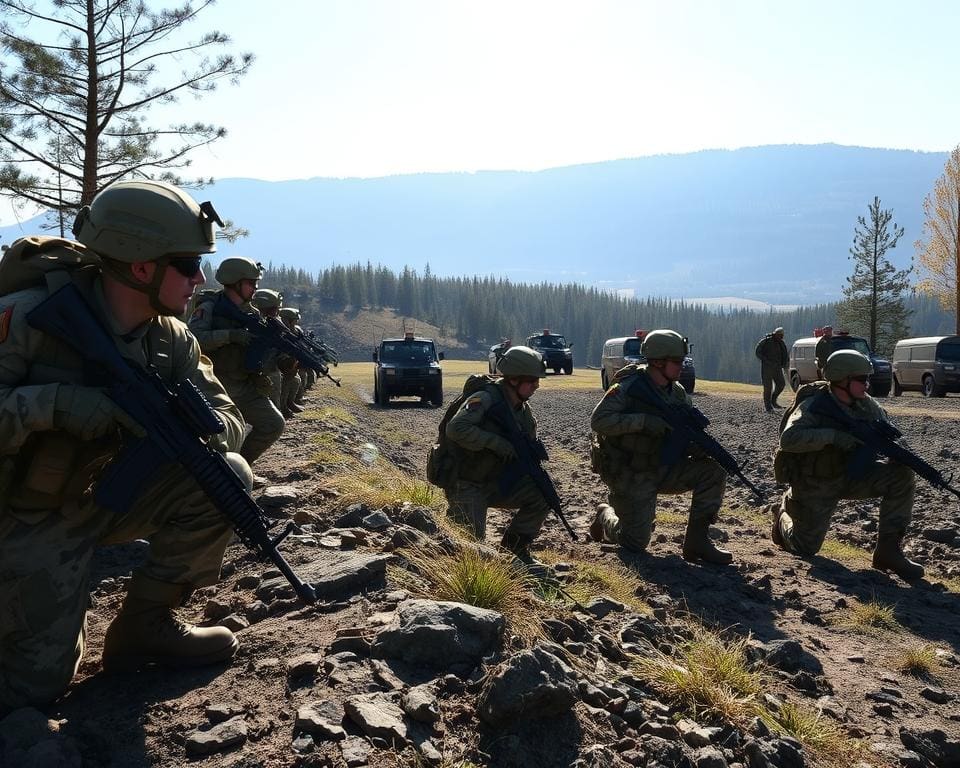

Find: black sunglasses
<box><xmin>167</xmin><ymin>256</ymin><xmax>203</xmax><ymax>278</ymax></box>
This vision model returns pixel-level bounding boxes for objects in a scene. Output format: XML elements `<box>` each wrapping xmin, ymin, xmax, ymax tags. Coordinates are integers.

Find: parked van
<box><xmin>600</xmin><ymin>331</ymin><xmax>696</xmax><ymax>393</ymax></box>
<box><xmin>789</xmin><ymin>331</ymin><xmax>892</xmax><ymax>396</ymax></box>
<box><xmin>892</xmin><ymin>335</ymin><xmax>960</xmax><ymax>397</ymax></box>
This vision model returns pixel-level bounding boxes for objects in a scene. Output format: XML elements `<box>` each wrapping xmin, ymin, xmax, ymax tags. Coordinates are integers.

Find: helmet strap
<box><xmin>100</xmin><ymin>256</ymin><xmax>181</xmax><ymax>316</ymax></box>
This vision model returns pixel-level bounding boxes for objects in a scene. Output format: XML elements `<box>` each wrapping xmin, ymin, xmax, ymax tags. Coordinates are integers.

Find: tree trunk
<box><xmin>82</xmin><ymin>0</ymin><xmax>99</xmax><ymax>207</ymax></box>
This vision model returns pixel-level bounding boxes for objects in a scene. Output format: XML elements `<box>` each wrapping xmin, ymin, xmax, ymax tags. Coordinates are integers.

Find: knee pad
<box><xmin>224</xmin><ymin>452</ymin><xmax>253</xmax><ymax>491</ymax></box>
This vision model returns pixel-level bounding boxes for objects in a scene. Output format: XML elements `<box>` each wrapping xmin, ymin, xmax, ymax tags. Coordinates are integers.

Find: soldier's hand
<box><xmin>487</xmin><ymin>435</ymin><xmax>518</xmax><ymax>461</ymax></box>
<box><xmin>641</xmin><ymin>415</ymin><xmax>671</xmax><ymax>436</ymax></box>
<box><xmin>229</xmin><ymin>329</ymin><xmax>252</xmax><ymax>346</ymax></box>
<box><xmin>54</xmin><ymin>385</ymin><xmax>146</xmax><ymax>441</ymax></box>
<box><xmin>833</xmin><ymin>430</ymin><xmax>861</xmax><ymax>451</ymax></box>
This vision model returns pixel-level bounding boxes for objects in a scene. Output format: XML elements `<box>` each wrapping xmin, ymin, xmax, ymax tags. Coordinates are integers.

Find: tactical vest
<box><xmin>773</xmin><ymin>382</ymin><xmax>849</xmax><ymax>483</ymax></box>
<box><xmin>193</xmin><ymin>292</ymin><xmax>259</xmax><ymax>384</ymax></box>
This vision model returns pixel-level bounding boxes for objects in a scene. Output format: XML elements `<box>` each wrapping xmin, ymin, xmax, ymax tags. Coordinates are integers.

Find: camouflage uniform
<box><xmin>773</xmin><ymin>387</ymin><xmax>915</xmax><ymax>556</ymax></box>
<box><xmin>444</xmin><ymin>380</ymin><xmax>550</xmax><ymax>543</ymax></box>
<box><xmin>756</xmin><ymin>330</ymin><xmax>789</xmax><ymax>410</ymax></box>
<box><xmin>815</xmin><ymin>334</ymin><xmax>833</xmax><ymax>377</ymax></box>
<box><xmin>189</xmin><ymin>293</ymin><xmax>285</xmax><ymax>461</ymax></box>
<box><xmin>590</xmin><ymin>367</ymin><xmax>726</xmax><ymax>553</ymax></box>
<box><xmin>0</xmin><ymin>268</ymin><xmax>247</xmax><ymax>714</ymax></box>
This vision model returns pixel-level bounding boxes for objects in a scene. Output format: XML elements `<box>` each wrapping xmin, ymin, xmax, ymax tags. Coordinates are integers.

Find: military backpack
<box><xmin>772</xmin><ymin>381</ymin><xmax>830</xmax><ymax>482</ymax></box>
<box><xmin>425</xmin><ymin>373</ymin><xmax>499</xmax><ymax>488</ymax></box>
<box><xmin>0</xmin><ymin>236</ymin><xmax>100</xmax><ymax>295</ymax></box>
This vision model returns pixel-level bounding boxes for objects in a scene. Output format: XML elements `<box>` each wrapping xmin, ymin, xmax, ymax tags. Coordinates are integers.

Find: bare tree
<box><xmin>836</xmin><ymin>196</ymin><xmax>911</xmax><ymax>356</ymax></box>
<box><xmin>915</xmin><ymin>146</ymin><xmax>960</xmax><ymax>334</ymax></box>
<box><xmin>0</xmin><ymin>0</ymin><xmax>253</xmax><ymax>231</ymax></box>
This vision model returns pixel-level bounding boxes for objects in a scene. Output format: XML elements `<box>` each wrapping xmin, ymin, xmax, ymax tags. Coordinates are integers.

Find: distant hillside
<box><xmin>1</xmin><ymin>144</ymin><xmax>946</xmax><ymax>304</ymax></box>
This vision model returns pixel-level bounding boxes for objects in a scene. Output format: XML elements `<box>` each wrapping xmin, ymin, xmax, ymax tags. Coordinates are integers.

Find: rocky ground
<box><xmin>4</xmin><ymin>372</ymin><xmax>960</xmax><ymax>768</ymax></box>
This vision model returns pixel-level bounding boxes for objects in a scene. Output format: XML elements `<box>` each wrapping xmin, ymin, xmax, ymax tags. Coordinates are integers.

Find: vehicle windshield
<box><xmin>831</xmin><ymin>337</ymin><xmax>871</xmax><ymax>356</ymax></box>
<box><xmin>529</xmin><ymin>335</ymin><xmax>567</xmax><ymax>349</ymax></box>
<box><xmin>379</xmin><ymin>341</ymin><xmax>436</xmax><ymax>364</ymax></box>
<box><xmin>623</xmin><ymin>338</ymin><xmax>642</xmax><ymax>356</ymax></box>
<box><xmin>938</xmin><ymin>341</ymin><xmax>960</xmax><ymax>362</ymax></box>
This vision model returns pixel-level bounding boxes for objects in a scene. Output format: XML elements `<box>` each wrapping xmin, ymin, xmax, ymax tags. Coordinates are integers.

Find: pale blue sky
<box><xmin>167</xmin><ymin>0</ymin><xmax>958</xmax><ymax>181</ymax></box>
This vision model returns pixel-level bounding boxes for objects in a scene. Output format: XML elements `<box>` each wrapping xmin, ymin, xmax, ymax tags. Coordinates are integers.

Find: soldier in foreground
<box><xmin>443</xmin><ymin>346</ymin><xmax>553</xmax><ymax>566</ymax></box>
<box><xmin>0</xmin><ymin>181</ymin><xmax>248</xmax><ymax>714</ymax></box>
<box><xmin>589</xmin><ymin>330</ymin><xmax>733</xmax><ymax>564</ymax></box>
<box><xmin>771</xmin><ymin>350</ymin><xmax>924</xmax><ymax>580</ymax></box>
<box><xmin>756</xmin><ymin>326</ymin><xmax>789</xmax><ymax>412</ymax></box>
<box><xmin>189</xmin><ymin>257</ymin><xmax>285</xmax><ymax>461</ymax></box>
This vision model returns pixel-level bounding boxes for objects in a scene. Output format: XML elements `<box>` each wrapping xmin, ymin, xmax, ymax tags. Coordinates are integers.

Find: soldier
<box><xmin>756</xmin><ymin>326</ymin><xmax>789</xmax><ymax>412</ymax></box>
<box><xmin>771</xmin><ymin>350</ymin><xmax>923</xmax><ymax>580</ymax></box>
<box><xmin>278</xmin><ymin>306</ymin><xmax>305</xmax><ymax>417</ymax></box>
<box><xmin>0</xmin><ymin>180</ymin><xmax>248</xmax><ymax>714</ymax></box>
<box><xmin>444</xmin><ymin>346</ymin><xmax>552</xmax><ymax>566</ymax></box>
<box><xmin>250</xmin><ymin>288</ymin><xmax>285</xmax><ymax>410</ymax></box>
<box><xmin>188</xmin><ymin>257</ymin><xmax>285</xmax><ymax>462</ymax></box>
<box><xmin>589</xmin><ymin>330</ymin><xmax>732</xmax><ymax>564</ymax></box>
<box><xmin>815</xmin><ymin>325</ymin><xmax>834</xmax><ymax>379</ymax></box>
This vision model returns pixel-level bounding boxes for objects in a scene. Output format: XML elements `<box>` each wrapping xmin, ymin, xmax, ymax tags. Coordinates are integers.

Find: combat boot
<box><xmin>590</xmin><ymin>504</ymin><xmax>613</xmax><ymax>543</ymax></box>
<box><xmin>501</xmin><ymin>531</ymin><xmax>553</xmax><ymax>581</ymax></box>
<box><xmin>770</xmin><ymin>503</ymin><xmax>785</xmax><ymax>549</ymax></box>
<box><xmin>289</xmin><ymin>401</ymin><xmax>305</xmax><ymax>414</ymax></box>
<box><xmin>682</xmin><ymin>518</ymin><xmax>733</xmax><ymax>565</ymax></box>
<box><xmin>872</xmin><ymin>532</ymin><xmax>924</xmax><ymax>581</ymax></box>
<box><xmin>102</xmin><ymin>583</ymin><xmax>238</xmax><ymax>672</ymax></box>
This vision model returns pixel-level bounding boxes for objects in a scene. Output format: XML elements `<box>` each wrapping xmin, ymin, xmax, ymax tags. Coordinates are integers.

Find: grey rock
<box><xmin>244</xmin><ymin>600</ymin><xmax>269</xmax><ymax>624</ymax></box>
<box><xmin>220</xmin><ymin>613</ymin><xmax>250</xmax><ymax>632</ymax></box>
<box><xmin>362</xmin><ymin>510</ymin><xmax>393</xmax><ymax>529</ymax></box>
<box><xmin>643</xmin><ymin>735</ymin><xmax>694</xmax><ymax>768</ymax></box>
<box><xmin>403</xmin><ymin>506</ymin><xmax>439</xmax><ymax>534</ymax></box>
<box><xmin>344</xmin><ymin>692</ymin><xmax>408</xmax><ymax>745</ymax></box>
<box><xmin>296</xmin><ymin>700</ymin><xmax>346</xmax><ymax>741</ymax></box>
<box><xmin>335</xmin><ymin>503</ymin><xmax>370</xmax><ymax>527</ymax></box>
<box><xmin>585</xmin><ymin>596</ymin><xmax>627</xmax><ymax>619</ymax></box>
<box><xmin>288</xmin><ymin>653</ymin><xmax>325</xmax><ymax>678</ymax></box>
<box><xmin>402</xmin><ymin>684</ymin><xmax>440</xmax><ymax>723</ymax></box>
<box><xmin>340</xmin><ymin>734</ymin><xmax>372</xmax><ymax>767</ymax></box>
<box><xmin>744</xmin><ymin>737</ymin><xmax>805</xmax><ymax>768</ymax></box>
<box><xmin>206</xmin><ymin>702</ymin><xmax>246</xmax><ymax>724</ymax></box>
<box><xmin>373</xmin><ymin>599</ymin><xmax>504</xmax><ymax>667</ymax></box>
<box><xmin>764</xmin><ymin>639</ymin><xmax>820</xmax><ymax>674</ymax></box>
<box><xmin>257</xmin><ymin>484</ymin><xmax>299</xmax><ymax>510</ymax></box>
<box><xmin>921</xmin><ymin>527</ymin><xmax>958</xmax><ymax>544</ymax></box>
<box><xmin>184</xmin><ymin>716</ymin><xmax>248</xmax><ymax>757</ymax></box>
<box><xmin>678</xmin><ymin>718</ymin><xmax>721</xmax><ymax>747</ymax></box>
<box><xmin>899</xmin><ymin>726</ymin><xmax>960</xmax><ymax>766</ymax></box>
<box><xmin>573</xmin><ymin>744</ymin><xmax>619</xmax><ymax>767</ymax></box>
<box><xmin>479</xmin><ymin>645</ymin><xmax>577</xmax><ymax>726</ymax></box>
<box><xmin>920</xmin><ymin>687</ymin><xmax>954</xmax><ymax>705</ymax></box>
<box><xmin>695</xmin><ymin>746</ymin><xmax>729</xmax><ymax>768</ymax></box>
<box><xmin>258</xmin><ymin>551</ymin><xmax>390</xmax><ymax>602</ymax></box>
<box><xmin>204</xmin><ymin>597</ymin><xmax>232</xmax><ymax>621</ymax></box>
<box><xmin>291</xmin><ymin>733</ymin><xmax>315</xmax><ymax>753</ymax></box>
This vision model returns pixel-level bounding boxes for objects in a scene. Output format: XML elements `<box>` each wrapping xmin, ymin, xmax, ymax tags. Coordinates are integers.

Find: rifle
<box><xmin>626</xmin><ymin>372</ymin><xmax>765</xmax><ymax>501</ymax></box>
<box><xmin>304</xmin><ymin>331</ymin><xmax>339</xmax><ymax>366</ymax></box>
<box><xmin>213</xmin><ymin>294</ymin><xmax>341</xmax><ymax>387</ymax></box>
<box><xmin>811</xmin><ymin>393</ymin><xmax>960</xmax><ymax>498</ymax></box>
<box><xmin>27</xmin><ymin>283</ymin><xmax>319</xmax><ymax>604</ymax></box>
<box><xmin>486</xmin><ymin>399</ymin><xmax>578</xmax><ymax>541</ymax></box>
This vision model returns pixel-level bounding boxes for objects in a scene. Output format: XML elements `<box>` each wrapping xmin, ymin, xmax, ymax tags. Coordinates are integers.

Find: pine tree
<box><xmin>915</xmin><ymin>146</ymin><xmax>960</xmax><ymax>334</ymax></box>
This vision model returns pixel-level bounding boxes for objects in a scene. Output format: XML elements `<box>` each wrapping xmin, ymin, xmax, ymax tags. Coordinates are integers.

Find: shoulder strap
<box><xmin>778</xmin><ymin>381</ymin><xmax>829</xmax><ymax>434</ymax></box>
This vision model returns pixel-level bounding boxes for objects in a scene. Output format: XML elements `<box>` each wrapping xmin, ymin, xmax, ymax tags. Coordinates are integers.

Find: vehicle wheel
<box><xmin>893</xmin><ymin>376</ymin><xmax>903</xmax><ymax>396</ymax></box>
<box><xmin>920</xmin><ymin>375</ymin><xmax>945</xmax><ymax>397</ymax></box>
<box><xmin>431</xmin><ymin>388</ymin><xmax>444</xmax><ymax>407</ymax></box>
<box><xmin>376</xmin><ymin>380</ymin><xmax>390</xmax><ymax>407</ymax></box>
<box><xmin>601</xmin><ymin>370</ymin><xmax>609</xmax><ymax>390</ymax></box>
<box><xmin>789</xmin><ymin>371</ymin><xmax>801</xmax><ymax>392</ymax></box>
<box><xmin>563</xmin><ymin>363</ymin><xmax>573</xmax><ymax>375</ymax></box>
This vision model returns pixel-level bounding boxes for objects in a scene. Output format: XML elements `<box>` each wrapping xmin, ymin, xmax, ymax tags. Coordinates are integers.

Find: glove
<box><xmin>54</xmin><ymin>385</ymin><xmax>146</xmax><ymax>441</ymax></box>
<box><xmin>485</xmin><ymin>435</ymin><xmax>518</xmax><ymax>461</ymax></box>
<box><xmin>229</xmin><ymin>329</ymin><xmax>251</xmax><ymax>346</ymax></box>
<box><xmin>833</xmin><ymin>430</ymin><xmax>862</xmax><ymax>451</ymax></box>
<box><xmin>641</xmin><ymin>414</ymin><xmax>670</xmax><ymax>436</ymax></box>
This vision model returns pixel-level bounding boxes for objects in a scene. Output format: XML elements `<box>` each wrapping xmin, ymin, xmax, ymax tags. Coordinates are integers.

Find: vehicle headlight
<box><xmin>385</xmin><ymin>369</ymin><xmax>396</xmax><ymax>376</ymax></box>
<box><xmin>429</xmin><ymin>369</ymin><xmax>439</xmax><ymax>374</ymax></box>
<box><xmin>944</xmin><ymin>364</ymin><xmax>956</xmax><ymax>371</ymax></box>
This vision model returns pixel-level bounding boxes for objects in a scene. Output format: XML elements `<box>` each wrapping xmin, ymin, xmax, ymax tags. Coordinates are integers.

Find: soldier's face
<box><xmin>848</xmin><ymin>375</ymin><xmax>870</xmax><ymax>399</ymax></box>
<box><xmin>513</xmin><ymin>376</ymin><xmax>540</xmax><ymax>401</ymax></box>
<box><xmin>159</xmin><ymin>253</ymin><xmax>205</xmax><ymax>313</ymax></box>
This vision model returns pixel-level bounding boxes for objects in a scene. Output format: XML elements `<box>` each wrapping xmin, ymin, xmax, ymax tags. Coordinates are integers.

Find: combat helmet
<box><xmin>215</xmin><ymin>257</ymin><xmax>263</xmax><ymax>286</ymax></box>
<box><xmin>641</xmin><ymin>329</ymin><xmax>688</xmax><ymax>360</ymax></box>
<box><xmin>823</xmin><ymin>350</ymin><xmax>873</xmax><ymax>382</ymax></box>
<box><xmin>73</xmin><ymin>180</ymin><xmax>222</xmax><ymax>262</ymax></box>
<box><xmin>497</xmin><ymin>346</ymin><xmax>547</xmax><ymax>378</ymax></box>
<box><xmin>279</xmin><ymin>307</ymin><xmax>301</xmax><ymax>323</ymax></box>
<box><xmin>251</xmin><ymin>288</ymin><xmax>282</xmax><ymax>311</ymax></box>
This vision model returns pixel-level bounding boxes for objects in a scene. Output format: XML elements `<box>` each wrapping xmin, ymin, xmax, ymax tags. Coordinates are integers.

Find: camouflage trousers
<box><xmin>598</xmin><ymin>457</ymin><xmax>727</xmax><ymax>552</ymax></box>
<box><xmin>0</xmin><ymin>454</ymin><xmax>248</xmax><ymax>715</ymax></box>
<box><xmin>281</xmin><ymin>372</ymin><xmax>302</xmax><ymax>413</ymax></box>
<box><xmin>761</xmin><ymin>363</ymin><xmax>786</xmax><ymax>408</ymax></box>
<box><xmin>267</xmin><ymin>371</ymin><xmax>283</xmax><ymax>410</ymax></box>
<box><xmin>444</xmin><ymin>476</ymin><xmax>551</xmax><ymax>543</ymax></box>
<box><xmin>775</xmin><ymin>461</ymin><xmax>915</xmax><ymax>556</ymax></box>
<box><xmin>226</xmin><ymin>377</ymin><xmax>285</xmax><ymax>463</ymax></box>
<box><xmin>303</xmin><ymin>367</ymin><xmax>317</xmax><ymax>391</ymax></box>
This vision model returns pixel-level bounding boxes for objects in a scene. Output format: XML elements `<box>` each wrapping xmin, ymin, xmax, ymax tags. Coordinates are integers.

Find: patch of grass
<box><xmin>818</xmin><ymin>537</ymin><xmax>870</xmax><ymax>564</ymax></box>
<box><xmin>299</xmin><ymin>405</ymin><xmax>357</xmax><ymax>425</ymax></box>
<box><xmin>896</xmin><ymin>644</ymin><xmax>939</xmax><ymax>678</ymax></box>
<box><xmin>940</xmin><ymin>576</ymin><xmax>960</xmax><ymax>594</ymax></box>
<box><xmin>656</xmin><ymin>510</ymin><xmax>688</xmax><ymax>527</ymax></box>
<box><xmin>309</xmin><ymin>432</ymin><xmax>351</xmax><ymax>467</ymax></box>
<box><xmin>837</xmin><ymin>596</ymin><xmax>900</xmax><ymax>633</ymax></box>
<box><xmin>398</xmin><ymin>543</ymin><xmax>544</xmax><ymax>643</ymax></box>
<box><xmin>327</xmin><ymin>464</ymin><xmax>446</xmax><ymax>512</ymax></box>
<box><xmin>765</xmin><ymin>701</ymin><xmax>867</xmax><ymax>768</ymax></box>
<box><xmin>538</xmin><ymin>550</ymin><xmax>649</xmax><ymax>611</ymax></box>
<box><xmin>632</xmin><ymin>627</ymin><xmax>763</xmax><ymax>722</ymax></box>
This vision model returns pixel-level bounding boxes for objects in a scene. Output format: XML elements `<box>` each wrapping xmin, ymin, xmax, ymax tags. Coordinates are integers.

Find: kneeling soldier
<box><xmin>444</xmin><ymin>346</ymin><xmax>552</xmax><ymax>566</ymax></box>
<box><xmin>771</xmin><ymin>349</ymin><xmax>923</xmax><ymax>580</ymax></box>
<box><xmin>590</xmin><ymin>330</ymin><xmax>732</xmax><ymax>564</ymax></box>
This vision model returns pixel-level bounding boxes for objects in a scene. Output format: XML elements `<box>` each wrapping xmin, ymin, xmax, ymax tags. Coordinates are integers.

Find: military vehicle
<box><xmin>790</xmin><ymin>330</ymin><xmax>891</xmax><ymax>396</ymax></box>
<box><xmin>600</xmin><ymin>330</ymin><xmax>697</xmax><ymax>393</ymax></box>
<box><xmin>526</xmin><ymin>329</ymin><xmax>573</xmax><ymax>375</ymax></box>
<box><xmin>373</xmin><ymin>332</ymin><xmax>444</xmax><ymax>407</ymax></box>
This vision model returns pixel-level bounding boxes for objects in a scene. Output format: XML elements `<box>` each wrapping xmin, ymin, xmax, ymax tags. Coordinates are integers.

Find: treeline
<box><xmin>242</xmin><ymin>261</ymin><xmax>955</xmax><ymax>384</ymax></box>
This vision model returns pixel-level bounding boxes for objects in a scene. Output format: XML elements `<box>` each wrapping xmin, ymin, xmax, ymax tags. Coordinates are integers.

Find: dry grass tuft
<box><xmin>818</xmin><ymin>537</ymin><xmax>871</xmax><ymax>564</ymax></box>
<box><xmin>299</xmin><ymin>405</ymin><xmax>357</xmax><ymax>425</ymax></box>
<box><xmin>766</xmin><ymin>702</ymin><xmax>867</xmax><ymax>768</ymax></box>
<box><xmin>632</xmin><ymin>627</ymin><xmax>762</xmax><ymax>723</ymax></box>
<box><xmin>837</xmin><ymin>596</ymin><xmax>900</xmax><ymax>633</ymax></box>
<box><xmin>896</xmin><ymin>644</ymin><xmax>939</xmax><ymax>678</ymax></box>
<box><xmin>326</xmin><ymin>463</ymin><xmax>445</xmax><ymax>513</ymax></box>
<box><xmin>538</xmin><ymin>550</ymin><xmax>649</xmax><ymax>611</ymax></box>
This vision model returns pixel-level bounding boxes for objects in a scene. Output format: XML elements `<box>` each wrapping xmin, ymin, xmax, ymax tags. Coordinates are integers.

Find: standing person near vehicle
<box><xmin>189</xmin><ymin>257</ymin><xmax>285</xmax><ymax>462</ymax></box>
<box><xmin>589</xmin><ymin>330</ymin><xmax>733</xmax><ymax>564</ymax></box>
<box><xmin>815</xmin><ymin>325</ymin><xmax>834</xmax><ymax>379</ymax></box>
<box><xmin>771</xmin><ymin>350</ymin><xmax>923</xmax><ymax>580</ymax></box>
<box><xmin>443</xmin><ymin>346</ymin><xmax>553</xmax><ymax>567</ymax></box>
<box><xmin>0</xmin><ymin>181</ymin><xmax>248</xmax><ymax>714</ymax></box>
<box><xmin>756</xmin><ymin>326</ymin><xmax>790</xmax><ymax>412</ymax></box>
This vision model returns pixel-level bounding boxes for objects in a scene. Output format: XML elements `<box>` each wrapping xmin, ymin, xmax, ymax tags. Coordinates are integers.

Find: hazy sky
<box><xmin>160</xmin><ymin>0</ymin><xmax>958</xmax><ymax>182</ymax></box>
